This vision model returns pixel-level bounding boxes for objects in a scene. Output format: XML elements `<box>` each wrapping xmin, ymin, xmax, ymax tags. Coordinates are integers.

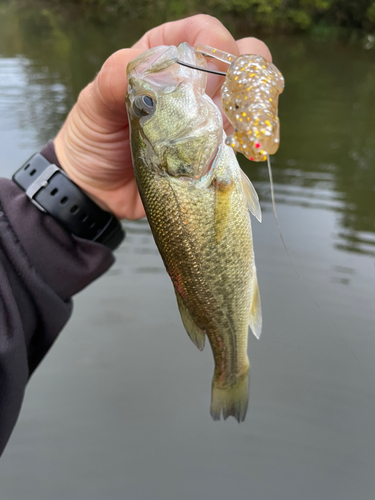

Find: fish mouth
<box><xmin>127</xmin><ymin>45</ymin><xmax>179</xmax><ymax>79</ymax></box>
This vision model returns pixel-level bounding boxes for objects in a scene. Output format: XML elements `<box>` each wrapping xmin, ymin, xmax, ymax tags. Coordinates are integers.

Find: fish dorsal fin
<box><xmin>175</xmin><ymin>293</ymin><xmax>205</xmax><ymax>351</ymax></box>
<box><xmin>248</xmin><ymin>271</ymin><xmax>262</xmax><ymax>339</ymax></box>
<box><xmin>240</xmin><ymin>170</ymin><xmax>262</xmax><ymax>222</ymax></box>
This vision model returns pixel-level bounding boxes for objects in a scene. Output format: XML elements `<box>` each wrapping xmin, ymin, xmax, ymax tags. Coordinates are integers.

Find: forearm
<box><xmin>0</xmin><ymin>178</ymin><xmax>114</xmax><ymax>454</ymax></box>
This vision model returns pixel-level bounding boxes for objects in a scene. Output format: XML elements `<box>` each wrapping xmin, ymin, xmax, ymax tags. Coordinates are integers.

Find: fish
<box><xmin>125</xmin><ymin>43</ymin><xmax>262</xmax><ymax>422</ymax></box>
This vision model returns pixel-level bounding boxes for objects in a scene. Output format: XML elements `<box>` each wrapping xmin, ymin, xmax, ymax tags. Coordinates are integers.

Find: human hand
<box><xmin>54</xmin><ymin>15</ymin><xmax>271</xmax><ymax>220</ymax></box>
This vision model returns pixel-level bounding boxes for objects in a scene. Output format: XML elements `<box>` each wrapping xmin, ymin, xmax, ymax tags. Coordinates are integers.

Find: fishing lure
<box><xmin>194</xmin><ymin>44</ymin><xmax>285</xmax><ymax>163</ymax></box>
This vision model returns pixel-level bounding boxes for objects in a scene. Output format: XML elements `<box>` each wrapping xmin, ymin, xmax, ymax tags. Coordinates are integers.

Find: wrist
<box><xmin>54</xmin><ymin>132</ymin><xmax>111</xmax><ymax>213</ymax></box>
<box><xmin>12</xmin><ymin>143</ymin><xmax>125</xmax><ymax>251</ymax></box>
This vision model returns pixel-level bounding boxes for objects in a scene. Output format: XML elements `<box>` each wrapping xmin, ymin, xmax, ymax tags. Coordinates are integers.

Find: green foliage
<box><xmin>205</xmin><ymin>0</ymin><xmax>375</xmax><ymax>31</ymax></box>
<box><xmin>288</xmin><ymin>9</ymin><xmax>313</xmax><ymax>30</ymax></box>
<box><xmin>5</xmin><ymin>0</ymin><xmax>375</xmax><ymax>32</ymax></box>
<box><xmin>367</xmin><ymin>2</ymin><xmax>375</xmax><ymax>22</ymax></box>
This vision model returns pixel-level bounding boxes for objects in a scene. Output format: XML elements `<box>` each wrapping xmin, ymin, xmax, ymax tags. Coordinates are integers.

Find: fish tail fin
<box><xmin>210</xmin><ymin>368</ymin><xmax>249</xmax><ymax>423</ymax></box>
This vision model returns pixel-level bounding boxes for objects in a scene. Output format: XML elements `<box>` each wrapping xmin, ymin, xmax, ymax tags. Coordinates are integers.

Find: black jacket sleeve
<box><xmin>0</xmin><ymin>178</ymin><xmax>114</xmax><ymax>455</ymax></box>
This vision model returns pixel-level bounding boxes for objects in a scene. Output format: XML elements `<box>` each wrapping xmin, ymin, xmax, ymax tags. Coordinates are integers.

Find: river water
<box><xmin>0</xmin><ymin>5</ymin><xmax>375</xmax><ymax>500</ymax></box>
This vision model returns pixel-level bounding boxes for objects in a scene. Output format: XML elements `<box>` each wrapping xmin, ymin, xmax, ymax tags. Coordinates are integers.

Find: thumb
<box><xmin>79</xmin><ymin>48</ymin><xmax>144</xmax><ymax>127</ymax></box>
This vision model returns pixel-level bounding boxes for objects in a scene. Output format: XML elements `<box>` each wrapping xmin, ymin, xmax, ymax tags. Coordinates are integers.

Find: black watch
<box><xmin>12</xmin><ymin>153</ymin><xmax>125</xmax><ymax>251</ymax></box>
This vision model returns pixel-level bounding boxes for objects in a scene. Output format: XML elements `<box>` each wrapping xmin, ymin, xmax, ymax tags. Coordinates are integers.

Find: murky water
<box><xmin>0</xmin><ymin>5</ymin><xmax>375</xmax><ymax>500</ymax></box>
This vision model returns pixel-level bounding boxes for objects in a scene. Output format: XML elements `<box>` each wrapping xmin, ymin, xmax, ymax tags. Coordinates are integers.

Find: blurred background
<box><xmin>0</xmin><ymin>1</ymin><xmax>374</xmax><ymax>499</ymax></box>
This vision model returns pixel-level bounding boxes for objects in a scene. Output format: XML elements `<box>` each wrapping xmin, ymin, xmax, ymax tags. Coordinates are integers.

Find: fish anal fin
<box><xmin>213</xmin><ymin>176</ymin><xmax>233</xmax><ymax>244</ymax></box>
<box><xmin>175</xmin><ymin>293</ymin><xmax>205</xmax><ymax>351</ymax></box>
<box><xmin>249</xmin><ymin>271</ymin><xmax>262</xmax><ymax>339</ymax></box>
<box><xmin>240</xmin><ymin>169</ymin><xmax>262</xmax><ymax>222</ymax></box>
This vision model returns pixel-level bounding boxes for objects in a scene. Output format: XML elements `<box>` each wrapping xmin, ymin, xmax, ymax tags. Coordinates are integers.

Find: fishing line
<box><xmin>266</xmin><ymin>155</ymin><xmax>360</xmax><ymax>361</ymax></box>
<box><xmin>266</xmin><ymin>156</ymin><xmax>340</xmax><ymax>332</ymax></box>
<box><xmin>266</xmin><ymin>154</ymin><xmax>301</xmax><ymax>279</ymax></box>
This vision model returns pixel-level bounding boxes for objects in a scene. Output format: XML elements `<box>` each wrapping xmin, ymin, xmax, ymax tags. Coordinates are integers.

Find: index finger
<box><xmin>133</xmin><ymin>15</ymin><xmax>238</xmax><ymax>54</ymax></box>
<box><xmin>133</xmin><ymin>14</ymin><xmax>240</xmax><ymax>96</ymax></box>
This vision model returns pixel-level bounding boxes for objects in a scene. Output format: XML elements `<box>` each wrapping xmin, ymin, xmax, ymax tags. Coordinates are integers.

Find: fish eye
<box><xmin>133</xmin><ymin>95</ymin><xmax>155</xmax><ymax>117</ymax></box>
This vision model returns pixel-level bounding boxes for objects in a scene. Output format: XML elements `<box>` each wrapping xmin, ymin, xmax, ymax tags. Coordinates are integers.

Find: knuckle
<box><xmin>237</xmin><ymin>37</ymin><xmax>272</xmax><ymax>62</ymax></box>
<box><xmin>77</xmin><ymin>83</ymin><xmax>91</xmax><ymax>106</ymax></box>
<box><xmin>190</xmin><ymin>13</ymin><xmax>222</xmax><ymax>28</ymax></box>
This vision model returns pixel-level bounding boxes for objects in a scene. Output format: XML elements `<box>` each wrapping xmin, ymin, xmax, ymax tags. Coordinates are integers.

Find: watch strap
<box><xmin>40</xmin><ymin>139</ymin><xmax>62</xmax><ymax>168</ymax></box>
<box><xmin>12</xmin><ymin>153</ymin><xmax>125</xmax><ymax>251</ymax></box>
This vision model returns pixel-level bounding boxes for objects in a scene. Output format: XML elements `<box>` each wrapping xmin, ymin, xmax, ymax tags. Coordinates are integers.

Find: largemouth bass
<box><xmin>125</xmin><ymin>43</ymin><xmax>262</xmax><ymax>422</ymax></box>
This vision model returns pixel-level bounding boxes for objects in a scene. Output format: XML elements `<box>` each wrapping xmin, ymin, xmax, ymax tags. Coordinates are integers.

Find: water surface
<box><xmin>0</xmin><ymin>6</ymin><xmax>375</xmax><ymax>500</ymax></box>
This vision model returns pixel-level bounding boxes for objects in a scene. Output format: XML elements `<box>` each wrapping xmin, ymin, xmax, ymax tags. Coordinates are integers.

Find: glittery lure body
<box><xmin>196</xmin><ymin>45</ymin><xmax>285</xmax><ymax>162</ymax></box>
<box><xmin>125</xmin><ymin>43</ymin><xmax>262</xmax><ymax>422</ymax></box>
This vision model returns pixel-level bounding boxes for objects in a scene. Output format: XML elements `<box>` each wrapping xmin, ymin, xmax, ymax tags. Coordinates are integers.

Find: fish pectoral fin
<box><xmin>213</xmin><ymin>176</ymin><xmax>233</xmax><ymax>244</ymax></box>
<box><xmin>240</xmin><ymin>169</ymin><xmax>262</xmax><ymax>222</ymax></box>
<box><xmin>176</xmin><ymin>293</ymin><xmax>205</xmax><ymax>351</ymax></box>
<box><xmin>248</xmin><ymin>271</ymin><xmax>262</xmax><ymax>339</ymax></box>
